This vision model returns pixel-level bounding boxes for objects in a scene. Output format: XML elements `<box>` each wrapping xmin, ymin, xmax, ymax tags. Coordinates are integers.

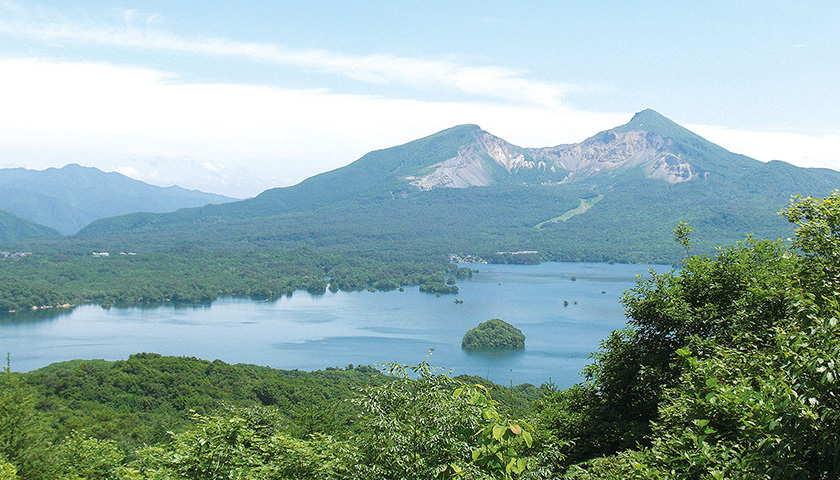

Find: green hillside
<box><xmin>68</xmin><ymin>160</ymin><xmax>837</xmax><ymax>264</ymax></box>
<box><xmin>0</xmin><ymin>210</ymin><xmax>59</xmax><ymax>242</ymax></box>
<box><xmin>4</xmin><ymin>194</ymin><xmax>840</xmax><ymax>478</ymax></box>
<box><xmin>0</xmin><ymin>164</ymin><xmax>237</xmax><ymax>234</ymax></box>
<box><xmin>4</xmin><ymin>110</ymin><xmax>840</xmax><ymax>311</ymax></box>
<box><xmin>462</xmin><ymin>318</ymin><xmax>526</xmax><ymax>349</ymax></box>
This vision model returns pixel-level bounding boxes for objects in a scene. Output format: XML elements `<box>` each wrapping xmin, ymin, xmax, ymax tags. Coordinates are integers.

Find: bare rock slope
<box><xmin>409</xmin><ymin>109</ymin><xmax>718</xmax><ymax>190</ymax></box>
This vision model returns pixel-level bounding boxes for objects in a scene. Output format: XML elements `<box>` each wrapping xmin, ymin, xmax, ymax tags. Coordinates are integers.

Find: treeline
<box><xmin>2</xmin><ymin>169</ymin><xmax>810</xmax><ymax>312</ymax></box>
<box><xmin>19</xmin><ymin>354</ymin><xmax>385</xmax><ymax>447</ymax></box>
<box><xmin>0</xmin><ymin>249</ymin><xmax>466</xmax><ymax>311</ymax></box>
<box><xmin>20</xmin><ymin>176</ymin><xmax>794</xmax><ymax>267</ymax></box>
<box><xmin>531</xmin><ymin>192</ymin><xmax>840</xmax><ymax>478</ymax></box>
<box><xmin>462</xmin><ymin>319</ymin><xmax>526</xmax><ymax>349</ymax></box>
<box><xmin>3</xmin><ymin>193</ymin><xmax>840</xmax><ymax>478</ymax></box>
<box><xmin>1</xmin><ymin>353</ymin><xmax>543</xmax><ymax>480</ymax></box>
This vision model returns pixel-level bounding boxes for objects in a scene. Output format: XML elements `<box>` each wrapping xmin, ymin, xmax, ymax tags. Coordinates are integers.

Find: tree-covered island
<box><xmin>3</xmin><ymin>193</ymin><xmax>840</xmax><ymax>478</ymax></box>
<box><xmin>462</xmin><ymin>318</ymin><xmax>526</xmax><ymax>349</ymax></box>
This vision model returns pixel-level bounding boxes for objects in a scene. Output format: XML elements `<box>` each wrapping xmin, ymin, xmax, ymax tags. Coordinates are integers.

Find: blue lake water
<box><xmin>0</xmin><ymin>262</ymin><xmax>670</xmax><ymax>388</ymax></box>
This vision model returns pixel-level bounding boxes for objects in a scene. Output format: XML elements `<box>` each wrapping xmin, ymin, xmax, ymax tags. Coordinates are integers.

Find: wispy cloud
<box><xmin>1</xmin><ymin>4</ymin><xmax>838</xmax><ymax>198</ymax></box>
<box><xmin>690</xmin><ymin>124</ymin><xmax>840</xmax><ymax>171</ymax></box>
<box><xmin>0</xmin><ymin>57</ymin><xmax>617</xmax><ymax>197</ymax></box>
<box><xmin>0</xmin><ymin>5</ymin><xmax>575</xmax><ymax>107</ymax></box>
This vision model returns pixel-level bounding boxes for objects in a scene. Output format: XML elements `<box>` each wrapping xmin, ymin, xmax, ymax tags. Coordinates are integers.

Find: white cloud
<box><xmin>0</xmin><ymin>58</ymin><xmax>616</xmax><ymax>197</ymax></box>
<box><xmin>690</xmin><ymin>124</ymin><xmax>840</xmax><ymax>172</ymax></box>
<box><xmin>1</xmin><ymin>57</ymin><xmax>838</xmax><ymax>197</ymax></box>
<box><xmin>115</xmin><ymin>166</ymin><xmax>143</xmax><ymax>179</ymax></box>
<box><xmin>0</xmin><ymin>7</ymin><xmax>574</xmax><ymax>107</ymax></box>
<box><xmin>0</xmin><ymin>5</ymin><xmax>837</xmax><ymax>197</ymax></box>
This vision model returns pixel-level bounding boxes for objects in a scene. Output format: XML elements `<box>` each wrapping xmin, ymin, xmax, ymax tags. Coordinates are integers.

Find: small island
<box><xmin>461</xmin><ymin>318</ymin><xmax>525</xmax><ymax>349</ymax></box>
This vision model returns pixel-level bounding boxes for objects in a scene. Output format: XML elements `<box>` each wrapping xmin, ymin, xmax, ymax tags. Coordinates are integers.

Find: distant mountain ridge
<box><xmin>404</xmin><ymin>110</ymin><xmax>756</xmax><ymax>190</ymax></box>
<box><xmin>0</xmin><ymin>209</ymin><xmax>59</xmax><ymax>242</ymax></box>
<box><xmin>40</xmin><ymin>110</ymin><xmax>840</xmax><ymax>263</ymax></box>
<box><xmin>0</xmin><ymin>164</ymin><xmax>237</xmax><ymax>235</ymax></box>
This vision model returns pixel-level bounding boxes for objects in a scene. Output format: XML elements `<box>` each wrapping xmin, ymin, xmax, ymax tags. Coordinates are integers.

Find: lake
<box><xmin>0</xmin><ymin>262</ymin><xmax>670</xmax><ymax>388</ymax></box>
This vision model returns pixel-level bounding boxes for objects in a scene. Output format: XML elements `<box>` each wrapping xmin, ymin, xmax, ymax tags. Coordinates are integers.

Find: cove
<box><xmin>0</xmin><ymin>262</ymin><xmax>670</xmax><ymax>388</ymax></box>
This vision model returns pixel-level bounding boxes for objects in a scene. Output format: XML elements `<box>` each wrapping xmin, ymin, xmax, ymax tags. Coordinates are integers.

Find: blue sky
<box><xmin>1</xmin><ymin>1</ymin><xmax>838</xmax><ymax>197</ymax></box>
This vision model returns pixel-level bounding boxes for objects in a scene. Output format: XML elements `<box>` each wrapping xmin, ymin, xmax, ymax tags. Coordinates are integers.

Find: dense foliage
<box><xmin>0</xmin><ymin>249</ymin><xmax>462</xmax><ymax>312</ymax></box>
<box><xmin>3</xmin><ymin>192</ymin><xmax>840</xmax><ymax>479</ymax></box>
<box><xmin>532</xmin><ymin>191</ymin><xmax>840</xmax><ymax>478</ymax></box>
<box><xmin>0</xmin><ymin>354</ymin><xmax>542</xmax><ymax>480</ymax></box>
<box><xmin>0</xmin><ymin>164</ymin><xmax>234</xmax><ymax>235</ymax></box>
<box><xmin>0</xmin><ymin>210</ymin><xmax>58</xmax><ymax>242</ymax></box>
<box><xmin>462</xmin><ymin>319</ymin><xmax>526</xmax><ymax>349</ymax></box>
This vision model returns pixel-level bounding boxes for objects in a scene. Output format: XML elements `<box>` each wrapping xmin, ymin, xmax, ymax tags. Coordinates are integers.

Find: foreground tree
<box><xmin>352</xmin><ymin>356</ymin><xmax>535</xmax><ymax>479</ymax></box>
<box><xmin>0</xmin><ymin>361</ymin><xmax>52</xmax><ymax>480</ymax></box>
<box><xmin>536</xmin><ymin>192</ymin><xmax>840</xmax><ymax>478</ymax></box>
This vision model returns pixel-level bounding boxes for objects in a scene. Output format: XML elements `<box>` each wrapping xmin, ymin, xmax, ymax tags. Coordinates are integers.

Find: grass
<box><xmin>534</xmin><ymin>195</ymin><xmax>604</xmax><ymax>228</ymax></box>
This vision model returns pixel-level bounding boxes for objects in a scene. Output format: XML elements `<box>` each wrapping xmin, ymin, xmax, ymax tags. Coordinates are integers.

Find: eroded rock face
<box><xmin>411</xmin><ymin>133</ymin><xmax>537</xmax><ymax>190</ymax></box>
<box><xmin>536</xmin><ymin>130</ymin><xmax>703</xmax><ymax>184</ymax></box>
<box><xmin>411</xmin><ymin>145</ymin><xmax>494</xmax><ymax>190</ymax></box>
<box><xmin>479</xmin><ymin>133</ymin><xmax>534</xmax><ymax>172</ymax></box>
<box><xmin>410</xmin><ymin>128</ymin><xmax>705</xmax><ymax>191</ymax></box>
<box><xmin>644</xmin><ymin>151</ymin><xmax>706</xmax><ymax>183</ymax></box>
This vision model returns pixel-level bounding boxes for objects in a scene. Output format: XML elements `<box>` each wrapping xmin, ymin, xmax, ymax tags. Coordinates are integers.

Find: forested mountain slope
<box><xmin>0</xmin><ymin>210</ymin><xmax>59</xmax><ymax>242</ymax></box>
<box><xmin>0</xmin><ymin>164</ymin><xmax>236</xmax><ymax>234</ymax></box>
<box><xmin>4</xmin><ymin>110</ymin><xmax>840</xmax><ymax>311</ymax></box>
<box><xmin>61</xmin><ymin>110</ymin><xmax>840</xmax><ymax>263</ymax></box>
<box><xmin>4</xmin><ymin>192</ymin><xmax>840</xmax><ymax>478</ymax></box>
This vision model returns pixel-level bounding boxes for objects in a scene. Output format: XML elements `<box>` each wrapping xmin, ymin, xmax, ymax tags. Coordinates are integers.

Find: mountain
<box><xmin>53</xmin><ymin>110</ymin><xmax>840</xmax><ymax>263</ymax></box>
<box><xmin>0</xmin><ymin>210</ymin><xmax>60</xmax><ymax>242</ymax></box>
<box><xmin>0</xmin><ymin>164</ymin><xmax>238</xmax><ymax>235</ymax></box>
<box><xmin>240</xmin><ymin>109</ymin><xmax>763</xmax><ymax>210</ymax></box>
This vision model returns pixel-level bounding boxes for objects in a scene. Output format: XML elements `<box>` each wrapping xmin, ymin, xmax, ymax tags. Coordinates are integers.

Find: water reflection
<box><xmin>461</xmin><ymin>347</ymin><xmax>527</xmax><ymax>360</ymax></box>
<box><xmin>108</xmin><ymin>300</ymin><xmax>215</xmax><ymax>312</ymax></box>
<box><xmin>0</xmin><ymin>306</ymin><xmax>74</xmax><ymax>324</ymax></box>
<box><xmin>0</xmin><ymin>262</ymin><xmax>670</xmax><ymax>387</ymax></box>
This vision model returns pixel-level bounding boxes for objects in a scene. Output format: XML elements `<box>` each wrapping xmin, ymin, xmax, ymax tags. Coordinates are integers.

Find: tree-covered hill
<box><xmin>0</xmin><ymin>164</ymin><xmax>236</xmax><ymax>235</ymax></box>
<box><xmin>0</xmin><ymin>210</ymin><xmax>59</xmax><ymax>242</ymax></box>
<box><xmin>1</xmin><ymin>353</ymin><xmax>541</xmax><ymax>479</ymax></box>
<box><xmin>4</xmin><ymin>111</ymin><xmax>840</xmax><ymax>312</ymax></box>
<box><xmin>4</xmin><ymin>193</ymin><xmax>840</xmax><ymax>478</ymax></box>
<box><xmin>462</xmin><ymin>318</ymin><xmax>526</xmax><ymax>349</ymax></box>
<box><xmin>34</xmin><ymin>110</ymin><xmax>840</xmax><ymax>262</ymax></box>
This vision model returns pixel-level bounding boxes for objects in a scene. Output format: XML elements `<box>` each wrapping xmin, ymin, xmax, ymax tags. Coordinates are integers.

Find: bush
<box><xmin>462</xmin><ymin>319</ymin><xmax>525</xmax><ymax>349</ymax></box>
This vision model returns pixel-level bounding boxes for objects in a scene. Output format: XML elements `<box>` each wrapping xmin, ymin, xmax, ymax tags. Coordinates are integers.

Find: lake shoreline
<box><xmin>0</xmin><ymin>262</ymin><xmax>670</xmax><ymax>387</ymax></box>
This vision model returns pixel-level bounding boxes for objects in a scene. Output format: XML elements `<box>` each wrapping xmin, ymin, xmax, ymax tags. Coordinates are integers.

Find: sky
<box><xmin>0</xmin><ymin>1</ymin><xmax>838</xmax><ymax>198</ymax></box>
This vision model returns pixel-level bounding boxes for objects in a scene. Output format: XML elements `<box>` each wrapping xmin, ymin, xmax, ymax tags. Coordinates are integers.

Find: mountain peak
<box><xmin>629</xmin><ymin>108</ymin><xmax>669</xmax><ymax>126</ymax></box>
<box><xmin>610</xmin><ymin>108</ymin><xmax>700</xmax><ymax>145</ymax></box>
<box><xmin>61</xmin><ymin>163</ymin><xmax>89</xmax><ymax>170</ymax></box>
<box><xmin>451</xmin><ymin>123</ymin><xmax>482</xmax><ymax>130</ymax></box>
<box><xmin>432</xmin><ymin>124</ymin><xmax>484</xmax><ymax>137</ymax></box>
<box><xmin>624</xmin><ymin>108</ymin><xmax>681</xmax><ymax>133</ymax></box>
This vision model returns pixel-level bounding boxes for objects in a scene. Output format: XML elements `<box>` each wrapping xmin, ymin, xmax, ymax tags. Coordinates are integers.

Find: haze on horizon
<box><xmin>0</xmin><ymin>1</ymin><xmax>838</xmax><ymax>198</ymax></box>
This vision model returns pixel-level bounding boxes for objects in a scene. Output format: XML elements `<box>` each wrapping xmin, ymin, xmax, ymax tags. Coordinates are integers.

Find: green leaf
<box><xmin>521</xmin><ymin>430</ymin><xmax>533</xmax><ymax>448</ymax></box>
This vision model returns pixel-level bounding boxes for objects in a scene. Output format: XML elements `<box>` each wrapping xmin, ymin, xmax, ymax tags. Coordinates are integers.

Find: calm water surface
<box><xmin>0</xmin><ymin>262</ymin><xmax>670</xmax><ymax>388</ymax></box>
